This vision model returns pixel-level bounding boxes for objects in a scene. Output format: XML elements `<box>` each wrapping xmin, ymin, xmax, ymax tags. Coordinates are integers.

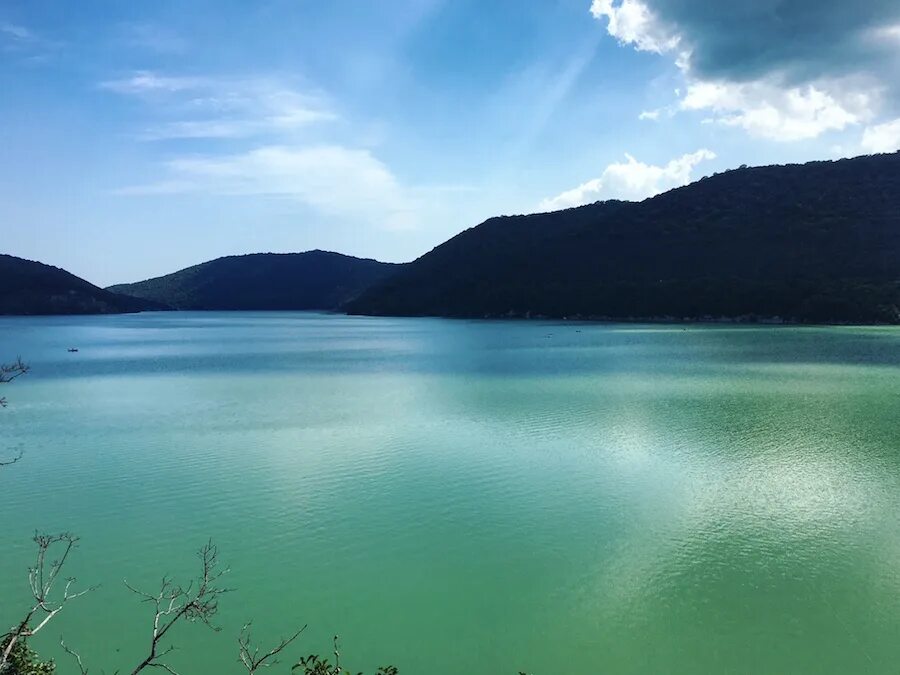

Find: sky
<box><xmin>2</xmin><ymin>0</ymin><xmax>899</xmax><ymax>286</ymax></box>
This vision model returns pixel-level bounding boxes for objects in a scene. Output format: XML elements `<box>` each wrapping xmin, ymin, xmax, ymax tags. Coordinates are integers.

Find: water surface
<box><xmin>1</xmin><ymin>313</ymin><xmax>899</xmax><ymax>673</ymax></box>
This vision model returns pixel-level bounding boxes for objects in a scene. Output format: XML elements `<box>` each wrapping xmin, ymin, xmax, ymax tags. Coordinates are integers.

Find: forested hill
<box><xmin>346</xmin><ymin>152</ymin><xmax>900</xmax><ymax>323</ymax></box>
<box><xmin>0</xmin><ymin>254</ymin><xmax>161</xmax><ymax>315</ymax></box>
<box><xmin>108</xmin><ymin>251</ymin><xmax>403</xmax><ymax>311</ymax></box>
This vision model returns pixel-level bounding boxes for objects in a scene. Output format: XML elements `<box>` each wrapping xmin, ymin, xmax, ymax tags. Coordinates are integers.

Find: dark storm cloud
<box><xmin>646</xmin><ymin>0</ymin><xmax>900</xmax><ymax>83</ymax></box>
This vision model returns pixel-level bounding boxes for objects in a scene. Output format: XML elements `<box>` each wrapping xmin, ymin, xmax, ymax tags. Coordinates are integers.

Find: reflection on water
<box><xmin>1</xmin><ymin>313</ymin><xmax>899</xmax><ymax>674</ymax></box>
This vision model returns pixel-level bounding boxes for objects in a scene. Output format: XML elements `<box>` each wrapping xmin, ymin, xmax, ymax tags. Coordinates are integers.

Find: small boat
<box><xmin>67</xmin><ymin>348</ymin><xmax>79</xmax><ymax>353</ymax></box>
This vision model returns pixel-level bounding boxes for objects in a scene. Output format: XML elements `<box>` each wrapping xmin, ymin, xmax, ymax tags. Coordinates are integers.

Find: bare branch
<box><xmin>147</xmin><ymin>664</ymin><xmax>181</xmax><ymax>675</ymax></box>
<box><xmin>0</xmin><ymin>533</ymin><xmax>93</xmax><ymax>669</ymax></box>
<box><xmin>61</xmin><ymin>637</ymin><xmax>90</xmax><ymax>675</ymax></box>
<box><xmin>238</xmin><ymin>622</ymin><xmax>306</xmax><ymax>674</ymax></box>
<box><xmin>0</xmin><ymin>357</ymin><xmax>28</xmax><ymax>409</ymax></box>
<box><xmin>127</xmin><ymin>540</ymin><xmax>230</xmax><ymax>675</ymax></box>
<box><xmin>0</xmin><ymin>357</ymin><xmax>29</xmax><ymax>383</ymax></box>
<box><xmin>0</xmin><ymin>447</ymin><xmax>23</xmax><ymax>467</ymax></box>
<box><xmin>0</xmin><ymin>358</ymin><xmax>28</xmax><ymax>468</ymax></box>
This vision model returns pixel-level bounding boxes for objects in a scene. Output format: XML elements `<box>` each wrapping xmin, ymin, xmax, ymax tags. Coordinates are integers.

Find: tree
<box><xmin>291</xmin><ymin>638</ymin><xmax>399</xmax><ymax>675</ymax></box>
<box><xmin>0</xmin><ymin>357</ymin><xmax>28</xmax><ymax>468</ymax></box>
<box><xmin>0</xmin><ymin>357</ymin><xmax>28</xmax><ymax>408</ymax></box>
<box><xmin>238</xmin><ymin>623</ymin><xmax>305</xmax><ymax>674</ymax></box>
<box><xmin>0</xmin><ymin>534</ymin><xmax>93</xmax><ymax>673</ymax></box>
<box><xmin>124</xmin><ymin>539</ymin><xmax>230</xmax><ymax>675</ymax></box>
<box><xmin>2</xmin><ymin>363</ymin><xmax>407</xmax><ymax>673</ymax></box>
<box><xmin>0</xmin><ymin>536</ymin><xmax>399</xmax><ymax>675</ymax></box>
<box><xmin>4</xmin><ymin>360</ymin><xmax>524</xmax><ymax>673</ymax></box>
<box><xmin>0</xmin><ymin>638</ymin><xmax>54</xmax><ymax>675</ymax></box>
<box><xmin>0</xmin><ymin>359</ymin><xmax>58</xmax><ymax>675</ymax></box>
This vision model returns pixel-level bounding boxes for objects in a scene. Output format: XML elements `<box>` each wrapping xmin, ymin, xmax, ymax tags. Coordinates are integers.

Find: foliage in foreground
<box><xmin>2</xmin><ymin>360</ymin><xmax>529</xmax><ymax>674</ymax></box>
<box><xmin>0</xmin><ymin>637</ymin><xmax>54</xmax><ymax>675</ymax></box>
<box><xmin>0</xmin><ymin>535</ymin><xmax>402</xmax><ymax>675</ymax></box>
<box><xmin>1</xmin><ymin>361</ymin><xmax>400</xmax><ymax>674</ymax></box>
<box><xmin>293</xmin><ymin>651</ymin><xmax>399</xmax><ymax>675</ymax></box>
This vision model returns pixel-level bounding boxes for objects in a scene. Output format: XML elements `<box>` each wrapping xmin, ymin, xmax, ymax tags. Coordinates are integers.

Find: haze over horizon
<box><xmin>3</xmin><ymin>0</ymin><xmax>900</xmax><ymax>286</ymax></box>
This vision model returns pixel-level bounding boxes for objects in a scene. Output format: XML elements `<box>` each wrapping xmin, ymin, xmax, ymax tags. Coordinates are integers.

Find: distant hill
<box><xmin>347</xmin><ymin>152</ymin><xmax>900</xmax><ymax>324</ymax></box>
<box><xmin>108</xmin><ymin>251</ymin><xmax>403</xmax><ymax>311</ymax></box>
<box><xmin>0</xmin><ymin>254</ymin><xmax>161</xmax><ymax>315</ymax></box>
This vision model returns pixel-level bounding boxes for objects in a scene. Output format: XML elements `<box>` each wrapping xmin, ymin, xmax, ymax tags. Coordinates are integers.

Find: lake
<box><xmin>1</xmin><ymin>312</ymin><xmax>899</xmax><ymax>674</ymax></box>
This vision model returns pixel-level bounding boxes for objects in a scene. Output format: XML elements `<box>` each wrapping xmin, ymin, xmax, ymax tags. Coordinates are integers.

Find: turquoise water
<box><xmin>1</xmin><ymin>313</ymin><xmax>899</xmax><ymax>674</ymax></box>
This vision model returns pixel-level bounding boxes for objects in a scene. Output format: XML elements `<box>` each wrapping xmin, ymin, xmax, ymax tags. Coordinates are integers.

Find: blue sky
<box><xmin>2</xmin><ymin>0</ymin><xmax>899</xmax><ymax>286</ymax></box>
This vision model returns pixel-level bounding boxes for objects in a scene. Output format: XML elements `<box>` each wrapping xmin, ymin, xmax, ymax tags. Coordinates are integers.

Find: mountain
<box><xmin>0</xmin><ymin>254</ymin><xmax>161</xmax><ymax>315</ymax></box>
<box><xmin>347</xmin><ymin>152</ymin><xmax>900</xmax><ymax>324</ymax></box>
<box><xmin>108</xmin><ymin>251</ymin><xmax>403</xmax><ymax>311</ymax></box>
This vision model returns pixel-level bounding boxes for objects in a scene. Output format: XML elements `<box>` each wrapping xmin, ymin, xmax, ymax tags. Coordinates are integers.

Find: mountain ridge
<box><xmin>0</xmin><ymin>254</ymin><xmax>163</xmax><ymax>315</ymax></box>
<box><xmin>6</xmin><ymin>152</ymin><xmax>900</xmax><ymax>323</ymax></box>
<box><xmin>346</xmin><ymin>152</ymin><xmax>900</xmax><ymax>323</ymax></box>
<box><xmin>107</xmin><ymin>250</ymin><xmax>403</xmax><ymax>311</ymax></box>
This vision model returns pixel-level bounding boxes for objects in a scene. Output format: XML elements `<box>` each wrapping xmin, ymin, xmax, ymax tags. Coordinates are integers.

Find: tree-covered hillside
<box><xmin>109</xmin><ymin>251</ymin><xmax>403</xmax><ymax>311</ymax></box>
<box><xmin>346</xmin><ymin>153</ymin><xmax>900</xmax><ymax>323</ymax></box>
<box><xmin>0</xmin><ymin>255</ymin><xmax>161</xmax><ymax>315</ymax></box>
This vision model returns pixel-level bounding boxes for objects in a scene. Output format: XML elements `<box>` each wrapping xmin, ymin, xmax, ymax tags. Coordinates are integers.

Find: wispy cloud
<box><xmin>106</xmin><ymin>69</ymin><xmax>429</xmax><ymax>229</ymax></box>
<box><xmin>0</xmin><ymin>20</ymin><xmax>62</xmax><ymax>62</ymax></box>
<box><xmin>142</xmin><ymin>91</ymin><xmax>335</xmax><ymax>140</ymax></box>
<box><xmin>100</xmin><ymin>71</ymin><xmax>336</xmax><ymax>140</ymax></box>
<box><xmin>538</xmin><ymin>149</ymin><xmax>715</xmax><ymax>211</ymax></box>
<box><xmin>99</xmin><ymin>71</ymin><xmax>208</xmax><ymax>95</ymax></box>
<box><xmin>103</xmin><ymin>67</ymin><xmax>423</xmax><ymax>226</ymax></box>
<box><xmin>117</xmin><ymin>22</ymin><xmax>188</xmax><ymax>54</ymax></box>
<box><xmin>0</xmin><ymin>22</ymin><xmax>34</xmax><ymax>42</ymax></box>
<box><xmin>638</xmin><ymin>108</ymin><xmax>662</xmax><ymax>121</ymax></box>
<box><xmin>117</xmin><ymin>144</ymin><xmax>420</xmax><ymax>230</ymax></box>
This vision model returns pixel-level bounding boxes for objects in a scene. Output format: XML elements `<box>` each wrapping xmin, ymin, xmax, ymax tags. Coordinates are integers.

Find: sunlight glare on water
<box><xmin>1</xmin><ymin>313</ymin><xmax>899</xmax><ymax>674</ymax></box>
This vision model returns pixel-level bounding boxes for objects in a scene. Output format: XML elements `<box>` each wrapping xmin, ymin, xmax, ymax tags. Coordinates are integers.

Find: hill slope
<box><xmin>0</xmin><ymin>254</ymin><xmax>161</xmax><ymax>315</ymax></box>
<box><xmin>109</xmin><ymin>251</ymin><xmax>403</xmax><ymax>311</ymax></box>
<box><xmin>347</xmin><ymin>153</ymin><xmax>900</xmax><ymax>323</ymax></box>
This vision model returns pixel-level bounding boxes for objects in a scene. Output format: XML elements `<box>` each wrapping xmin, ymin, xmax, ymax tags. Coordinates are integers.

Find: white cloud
<box><xmin>868</xmin><ymin>23</ymin><xmax>900</xmax><ymax>43</ymax></box>
<box><xmin>589</xmin><ymin>0</ymin><xmax>680</xmax><ymax>54</ymax></box>
<box><xmin>100</xmin><ymin>71</ymin><xmax>336</xmax><ymax>140</ymax></box>
<box><xmin>100</xmin><ymin>71</ymin><xmax>207</xmax><ymax>95</ymax></box>
<box><xmin>118</xmin><ymin>145</ymin><xmax>419</xmax><ymax>230</ymax></box>
<box><xmin>107</xmin><ymin>71</ymin><xmax>422</xmax><ymax>230</ymax></box>
<box><xmin>638</xmin><ymin>108</ymin><xmax>661</xmax><ymax>121</ymax></box>
<box><xmin>861</xmin><ymin>118</ymin><xmax>900</xmax><ymax>152</ymax></box>
<box><xmin>679</xmin><ymin>80</ymin><xmax>872</xmax><ymax>141</ymax></box>
<box><xmin>590</xmin><ymin>0</ymin><xmax>886</xmax><ymax>142</ymax></box>
<box><xmin>140</xmin><ymin>98</ymin><xmax>334</xmax><ymax>140</ymax></box>
<box><xmin>538</xmin><ymin>148</ymin><xmax>715</xmax><ymax>211</ymax></box>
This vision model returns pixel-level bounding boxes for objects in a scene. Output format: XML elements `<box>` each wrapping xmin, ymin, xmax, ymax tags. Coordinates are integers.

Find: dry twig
<box><xmin>60</xmin><ymin>638</ymin><xmax>90</xmax><ymax>675</ymax></box>
<box><xmin>0</xmin><ymin>533</ymin><xmax>94</xmax><ymax>669</ymax></box>
<box><xmin>125</xmin><ymin>540</ymin><xmax>230</xmax><ymax>675</ymax></box>
<box><xmin>238</xmin><ymin>622</ymin><xmax>306</xmax><ymax>674</ymax></box>
<box><xmin>0</xmin><ymin>357</ymin><xmax>29</xmax><ymax>408</ymax></box>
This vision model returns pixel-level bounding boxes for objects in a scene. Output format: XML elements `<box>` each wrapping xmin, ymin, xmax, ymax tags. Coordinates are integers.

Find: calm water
<box><xmin>1</xmin><ymin>313</ymin><xmax>899</xmax><ymax>674</ymax></box>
